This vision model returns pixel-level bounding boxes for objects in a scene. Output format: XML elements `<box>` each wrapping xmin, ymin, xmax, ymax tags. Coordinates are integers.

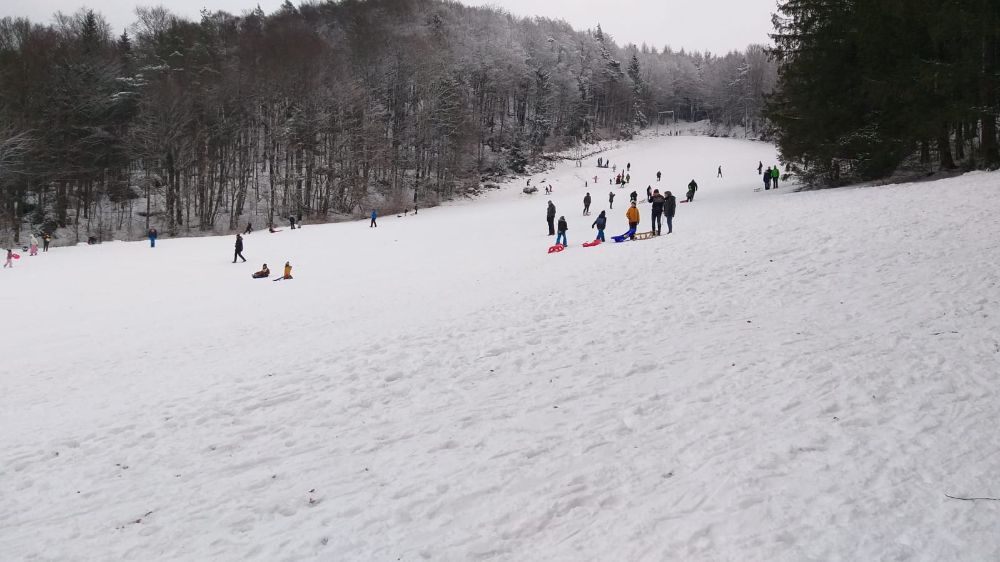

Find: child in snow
<box><xmin>370</xmin><ymin>210</ymin><xmax>378</xmax><ymax>228</ymax></box>
<box><xmin>283</xmin><ymin>262</ymin><xmax>293</xmax><ymax>279</ymax></box>
<box><xmin>556</xmin><ymin>216</ymin><xmax>568</xmax><ymax>246</ymax></box>
<box><xmin>252</xmin><ymin>264</ymin><xmax>270</xmax><ymax>279</ymax></box>
<box><xmin>625</xmin><ymin>203</ymin><xmax>640</xmax><ymax>240</ymax></box>
<box><xmin>592</xmin><ymin>211</ymin><xmax>607</xmax><ymax>242</ymax></box>
<box><xmin>3</xmin><ymin>248</ymin><xmax>13</xmax><ymax>268</ymax></box>
<box><xmin>686</xmin><ymin>180</ymin><xmax>698</xmax><ymax>202</ymax></box>
<box><xmin>29</xmin><ymin>234</ymin><xmax>38</xmax><ymax>256</ymax></box>
<box><xmin>630</xmin><ymin>190</ymin><xmax>638</xmax><ymax>204</ymax></box>
<box><xmin>148</xmin><ymin>228</ymin><xmax>158</xmax><ymax>248</ymax></box>
<box><xmin>42</xmin><ymin>233</ymin><xmax>50</xmax><ymax>252</ymax></box>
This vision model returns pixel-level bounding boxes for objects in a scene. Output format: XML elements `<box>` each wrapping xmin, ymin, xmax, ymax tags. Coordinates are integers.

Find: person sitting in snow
<box><xmin>283</xmin><ymin>262</ymin><xmax>293</xmax><ymax>280</ymax></box>
<box><xmin>252</xmin><ymin>264</ymin><xmax>270</xmax><ymax>279</ymax></box>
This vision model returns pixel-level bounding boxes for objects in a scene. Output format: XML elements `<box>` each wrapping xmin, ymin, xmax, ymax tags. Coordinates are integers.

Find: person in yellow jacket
<box><xmin>625</xmin><ymin>202</ymin><xmax>640</xmax><ymax>240</ymax></box>
<box><xmin>283</xmin><ymin>261</ymin><xmax>293</xmax><ymax>279</ymax></box>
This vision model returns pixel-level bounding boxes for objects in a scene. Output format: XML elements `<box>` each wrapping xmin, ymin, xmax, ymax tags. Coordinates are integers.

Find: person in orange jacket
<box><xmin>283</xmin><ymin>262</ymin><xmax>293</xmax><ymax>279</ymax></box>
<box><xmin>625</xmin><ymin>202</ymin><xmax>640</xmax><ymax>240</ymax></box>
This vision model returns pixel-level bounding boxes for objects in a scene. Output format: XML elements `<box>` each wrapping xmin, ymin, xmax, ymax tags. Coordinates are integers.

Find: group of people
<box><xmin>232</xmin><ymin>233</ymin><xmax>293</xmax><ymax>280</ymax></box>
<box><xmin>757</xmin><ymin>161</ymin><xmax>782</xmax><ymax>190</ymax></box>
<box><xmin>550</xmin><ymin>187</ymin><xmax>678</xmax><ymax>246</ymax></box>
<box><xmin>4</xmin><ymin>232</ymin><xmax>53</xmax><ymax>269</ymax></box>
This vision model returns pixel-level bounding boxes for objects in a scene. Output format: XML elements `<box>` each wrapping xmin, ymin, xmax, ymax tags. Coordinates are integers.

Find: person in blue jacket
<box><xmin>555</xmin><ymin>216</ymin><xmax>568</xmax><ymax>246</ymax></box>
<box><xmin>591</xmin><ymin>210</ymin><xmax>607</xmax><ymax>242</ymax></box>
<box><xmin>370</xmin><ymin>209</ymin><xmax>377</xmax><ymax>228</ymax></box>
<box><xmin>147</xmin><ymin>228</ymin><xmax>158</xmax><ymax>248</ymax></box>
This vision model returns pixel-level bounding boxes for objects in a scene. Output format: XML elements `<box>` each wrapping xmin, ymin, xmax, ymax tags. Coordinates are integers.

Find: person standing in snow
<box><xmin>625</xmin><ymin>173</ymin><xmax>631</xmax><ymax>184</ymax></box>
<box><xmin>592</xmin><ymin>210</ymin><xmax>607</xmax><ymax>242</ymax></box>
<box><xmin>686</xmin><ymin>179</ymin><xmax>698</xmax><ymax>202</ymax></box>
<box><xmin>630</xmin><ymin>190</ymin><xmax>638</xmax><ymax>204</ymax></box>
<box><xmin>771</xmin><ymin>166</ymin><xmax>780</xmax><ymax>189</ymax></box>
<box><xmin>718</xmin><ymin>165</ymin><xmax>723</xmax><ymax>178</ymax></box>
<box><xmin>583</xmin><ymin>193</ymin><xmax>592</xmax><ymax>216</ymax></box>
<box><xmin>757</xmin><ymin>161</ymin><xmax>763</xmax><ymax>175</ymax></box>
<box><xmin>609</xmin><ymin>191</ymin><xmax>615</xmax><ymax>209</ymax></box>
<box><xmin>42</xmin><ymin>233</ymin><xmax>51</xmax><ymax>252</ymax></box>
<box><xmin>650</xmin><ymin>189</ymin><xmax>665</xmax><ymax>236</ymax></box>
<box><xmin>233</xmin><ymin>234</ymin><xmax>247</xmax><ymax>263</ymax></box>
<box><xmin>646</xmin><ymin>186</ymin><xmax>653</xmax><ymax>202</ymax></box>
<box><xmin>627</xmin><ymin>162</ymin><xmax>631</xmax><ymax>172</ymax></box>
<box><xmin>244</xmin><ymin>222</ymin><xmax>253</xmax><ymax>235</ymax></box>
<box><xmin>625</xmin><ymin>202</ymin><xmax>640</xmax><ymax>239</ymax></box>
<box><xmin>148</xmin><ymin>228</ymin><xmax>158</xmax><ymax>248</ymax></box>
<box><xmin>664</xmin><ymin>191</ymin><xmax>677</xmax><ymax>234</ymax></box>
<box><xmin>289</xmin><ymin>215</ymin><xmax>297</xmax><ymax>230</ymax></box>
<box><xmin>546</xmin><ymin>201</ymin><xmax>556</xmax><ymax>235</ymax></box>
<box><xmin>370</xmin><ymin>209</ymin><xmax>378</xmax><ymax>228</ymax></box>
<box><xmin>556</xmin><ymin>216</ymin><xmax>568</xmax><ymax>246</ymax></box>
<box><xmin>3</xmin><ymin>248</ymin><xmax>12</xmax><ymax>268</ymax></box>
<box><xmin>29</xmin><ymin>234</ymin><xmax>38</xmax><ymax>256</ymax></box>
<box><xmin>657</xmin><ymin>171</ymin><xmax>662</xmax><ymax>182</ymax></box>
<box><xmin>764</xmin><ymin>167</ymin><xmax>772</xmax><ymax>190</ymax></box>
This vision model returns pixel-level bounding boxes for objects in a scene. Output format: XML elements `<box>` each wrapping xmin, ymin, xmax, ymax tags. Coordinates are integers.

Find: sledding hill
<box><xmin>3</xmin><ymin>134</ymin><xmax>1000</xmax><ymax>561</ymax></box>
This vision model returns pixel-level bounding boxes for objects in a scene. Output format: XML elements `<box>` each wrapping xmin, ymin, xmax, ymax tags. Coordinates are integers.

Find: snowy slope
<box><xmin>3</xmin><ymin>135</ymin><xmax>1000</xmax><ymax>561</ymax></box>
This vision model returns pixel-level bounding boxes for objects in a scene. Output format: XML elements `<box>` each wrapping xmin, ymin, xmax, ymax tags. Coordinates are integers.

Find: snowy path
<box><xmin>3</xmin><ymin>136</ymin><xmax>1000</xmax><ymax>560</ymax></box>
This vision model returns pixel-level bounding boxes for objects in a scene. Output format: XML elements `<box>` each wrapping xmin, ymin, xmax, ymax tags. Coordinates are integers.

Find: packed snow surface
<box><xmin>3</xmin><ymin>135</ymin><xmax>1000</xmax><ymax>561</ymax></box>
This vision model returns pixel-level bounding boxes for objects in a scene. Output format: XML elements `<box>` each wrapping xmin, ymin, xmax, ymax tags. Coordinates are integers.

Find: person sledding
<box><xmin>618</xmin><ymin>202</ymin><xmax>640</xmax><ymax>241</ymax></box>
<box><xmin>274</xmin><ymin>261</ymin><xmax>293</xmax><ymax>281</ymax></box>
<box><xmin>686</xmin><ymin>179</ymin><xmax>698</xmax><ymax>202</ymax></box>
<box><xmin>252</xmin><ymin>264</ymin><xmax>270</xmax><ymax>279</ymax></box>
<box><xmin>591</xmin><ymin>210</ymin><xmax>607</xmax><ymax>243</ymax></box>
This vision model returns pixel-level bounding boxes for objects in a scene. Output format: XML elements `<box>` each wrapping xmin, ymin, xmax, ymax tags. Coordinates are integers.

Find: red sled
<box><xmin>11</xmin><ymin>253</ymin><xmax>21</xmax><ymax>259</ymax></box>
<box><xmin>547</xmin><ymin>244</ymin><xmax>565</xmax><ymax>254</ymax></box>
<box><xmin>583</xmin><ymin>240</ymin><xmax>602</xmax><ymax>248</ymax></box>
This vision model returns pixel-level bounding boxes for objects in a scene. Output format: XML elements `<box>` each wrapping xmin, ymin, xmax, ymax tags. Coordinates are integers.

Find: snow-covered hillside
<box><xmin>3</xmin><ymin>135</ymin><xmax>1000</xmax><ymax>561</ymax></box>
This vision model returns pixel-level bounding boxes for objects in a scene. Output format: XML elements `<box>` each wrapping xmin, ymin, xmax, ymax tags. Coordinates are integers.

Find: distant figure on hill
<box><xmin>289</xmin><ymin>216</ymin><xmax>297</xmax><ymax>230</ymax></box>
<box><xmin>546</xmin><ymin>201</ymin><xmax>556</xmax><ymax>235</ymax></box>
<box><xmin>625</xmin><ymin>203</ymin><xmax>640</xmax><ymax>240</ymax></box>
<box><xmin>764</xmin><ymin>167</ymin><xmax>772</xmax><ymax>190</ymax></box>
<box><xmin>29</xmin><ymin>234</ymin><xmax>38</xmax><ymax>256</ymax></box>
<box><xmin>664</xmin><ymin>191</ymin><xmax>677</xmax><ymax>234</ymax></box>
<box><xmin>252</xmin><ymin>264</ymin><xmax>270</xmax><ymax>279</ymax></box>
<box><xmin>370</xmin><ymin>209</ymin><xmax>378</xmax><ymax>228</ymax></box>
<box><xmin>630</xmin><ymin>190</ymin><xmax>638</xmax><ymax>204</ymax></box>
<box><xmin>244</xmin><ymin>222</ymin><xmax>253</xmax><ymax>235</ymax></box>
<box><xmin>657</xmin><ymin>171</ymin><xmax>662</xmax><ymax>182</ymax></box>
<box><xmin>771</xmin><ymin>166</ymin><xmax>780</xmax><ymax>189</ymax></box>
<box><xmin>42</xmin><ymin>233</ymin><xmax>51</xmax><ymax>252</ymax></box>
<box><xmin>625</xmin><ymin>173</ymin><xmax>631</xmax><ymax>184</ymax></box>
<box><xmin>233</xmin><ymin>234</ymin><xmax>247</xmax><ymax>263</ymax></box>
<box><xmin>592</xmin><ymin>210</ymin><xmax>607</xmax><ymax>242</ymax></box>
<box><xmin>3</xmin><ymin>248</ymin><xmax>13</xmax><ymax>268</ymax></box>
<box><xmin>646</xmin><ymin>186</ymin><xmax>653</xmax><ymax>202</ymax></box>
<box><xmin>757</xmin><ymin>161</ymin><xmax>763</xmax><ymax>175</ymax></box>
<box><xmin>718</xmin><ymin>165</ymin><xmax>723</xmax><ymax>178</ymax></box>
<box><xmin>627</xmin><ymin>162</ymin><xmax>631</xmax><ymax>172</ymax></box>
<box><xmin>650</xmin><ymin>189</ymin><xmax>665</xmax><ymax>236</ymax></box>
<box><xmin>608</xmin><ymin>191</ymin><xmax>615</xmax><ymax>209</ymax></box>
<box><xmin>556</xmin><ymin>216</ymin><xmax>568</xmax><ymax>247</ymax></box>
<box><xmin>583</xmin><ymin>193</ymin><xmax>592</xmax><ymax>216</ymax></box>
<box><xmin>686</xmin><ymin>180</ymin><xmax>698</xmax><ymax>202</ymax></box>
<box><xmin>147</xmin><ymin>228</ymin><xmax>158</xmax><ymax>248</ymax></box>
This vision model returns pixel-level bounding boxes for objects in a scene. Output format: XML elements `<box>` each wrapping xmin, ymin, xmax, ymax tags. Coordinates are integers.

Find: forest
<box><xmin>768</xmin><ymin>0</ymin><xmax>1000</xmax><ymax>184</ymax></box>
<box><xmin>0</xmin><ymin>0</ymin><xmax>775</xmax><ymax>244</ymax></box>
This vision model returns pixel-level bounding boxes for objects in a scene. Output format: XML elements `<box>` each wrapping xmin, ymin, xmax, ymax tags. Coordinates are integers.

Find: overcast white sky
<box><xmin>2</xmin><ymin>0</ymin><xmax>775</xmax><ymax>53</ymax></box>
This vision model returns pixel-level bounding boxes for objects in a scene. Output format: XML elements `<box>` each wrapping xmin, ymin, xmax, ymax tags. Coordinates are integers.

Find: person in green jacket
<box><xmin>771</xmin><ymin>166</ymin><xmax>780</xmax><ymax>189</ymax></box>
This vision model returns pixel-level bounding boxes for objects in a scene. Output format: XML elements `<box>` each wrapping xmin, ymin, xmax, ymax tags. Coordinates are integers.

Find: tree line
<box><xmin>0</xmin><ymin>0</ymin><xmax>775</xmax><ymax>244</ymax></box>
<box><xmin>768</xmin><ymin>0</ymin><xmax>1000</xmax><ymax>184</ymax></box>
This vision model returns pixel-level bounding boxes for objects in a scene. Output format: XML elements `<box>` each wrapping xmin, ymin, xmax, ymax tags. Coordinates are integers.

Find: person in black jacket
<box><xmin>664</xmin><ymin>191</ymin><xmax>677</xmax><ymax>234</ymax></box>
<box><xmin>592</xmin><ymin>210</ymin><xmax>607</xmax><ymax>242</ymax></box>
<box><xmin>233</xmin><ymin>234</ymin><xmax>247</xmax><ymax>263</ymax></box>
<box><xmin>583</xmin><ymin>193</ymin><xmax>592</xmax><ymax>215</ymax></box>
<box><xmin>556</xmin><ymin>216</ymin><xmax>568</xmax><ymax>246</ymax></box>
<box><xmin>646</xmin><ymin>185</ymin><xmax>653</xmax><ymax>202</ymax></box>
<box><xmin>546</xmin><ymin>201</ymin><xmax>556</xmax><ymax>235</ymax></box>
<box><xmin>650</xmin><ymin>189</ymin><xmax>665</xmax><ymax>235</ymax></box>
<box><xmin>630</xmin><ymin>190</ymin><xmax>638</xmax><ymax>204</ymax></box>
<box><xmin>608</xmin><ymin>191</ymin><xmax>615</xmax><ymax>209</ymax></box>
<box><xmin>686</xmin><ymin>179</ymin><xmax>698</xmax><ymax>202</ymax></box>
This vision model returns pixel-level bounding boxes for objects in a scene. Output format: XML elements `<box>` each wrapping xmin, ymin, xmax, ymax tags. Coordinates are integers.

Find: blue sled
<box><xmin>612</xmin><ymin>228</ymin><xmax>636</xmax><ymax>243</ymax></box>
